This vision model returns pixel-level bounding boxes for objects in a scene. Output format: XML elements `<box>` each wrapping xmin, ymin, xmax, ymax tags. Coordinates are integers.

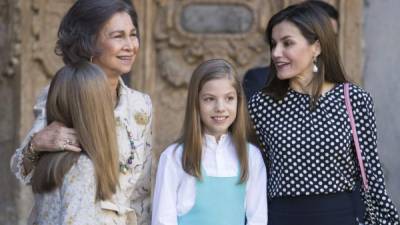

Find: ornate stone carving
<box><xmin>181</xmin><ymin>4</ymin><xmax>253</xmax><ymax>33</ymax></box>
<box><xmin>0</xmin><ymin>0</ymin><xmax>10</xmax><ymax>80</ymax></box>
<box><xmin>0</xmin><ymin>0</ymin><xmax>21</xmax><ymax>82</ymax></box>
<box><xmin>154</xmin><ymin>0</ymin><xmax>270</xmax><ymax>88</ymax></box>
<box><xmin>31</xmin><ymin>0</ymin><xmax>74</xmax><ymax>78</ymax></box>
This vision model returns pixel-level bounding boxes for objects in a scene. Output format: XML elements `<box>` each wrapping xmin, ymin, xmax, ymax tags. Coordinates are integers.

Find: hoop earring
<box><xmin>90</xmin><ymin>56</ymin><xmax>93</xmax><ymax>63</ymax></box>
<box><xmin>312</xmin><ymin>57</ymin><xmax>318</xmax><ymax>73</ymax></box>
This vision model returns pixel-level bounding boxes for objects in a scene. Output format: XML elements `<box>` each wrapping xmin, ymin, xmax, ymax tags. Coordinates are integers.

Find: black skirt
<box><xmin>268</xmin><ymin>191</ymin><xmax>365</xmax><ymax>225</ymax></box>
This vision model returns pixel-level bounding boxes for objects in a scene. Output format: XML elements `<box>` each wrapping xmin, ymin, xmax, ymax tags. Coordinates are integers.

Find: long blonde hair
<box><xmin>31</xmin><ymin>62</ymin><xmax>119</xmax><ymax>201</ymax></box>
<box><xmin>178</xmin><ymin>59</ymin><xmax>249</xmax><ymax>183</ymax></box>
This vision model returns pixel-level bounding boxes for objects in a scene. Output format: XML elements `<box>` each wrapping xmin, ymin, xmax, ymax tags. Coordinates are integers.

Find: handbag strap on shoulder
<box><xmin>344</xmin><ymin>83</ymin><xmax>369</xmax><ymax>190</ymax></box>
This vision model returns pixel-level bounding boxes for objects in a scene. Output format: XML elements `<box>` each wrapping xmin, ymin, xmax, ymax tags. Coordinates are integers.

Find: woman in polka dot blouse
<box><xmin>248</xmin><ymin>2</ymin><xmax>400</xmax><ymax>225</ymax></box>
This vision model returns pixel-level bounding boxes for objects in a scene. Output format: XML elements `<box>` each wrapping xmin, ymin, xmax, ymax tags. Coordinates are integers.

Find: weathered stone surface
<box><xmin>0</xmin><ymin>1</ymin><xmax>10</xmax><ymax>81</ymax></box>
<box><xmin>181</xmin><ymin>4</ymin><xmax>253</xmax><ymax>33</ymax></box>
<box><xmin>0</xmin><ymin>0</ymin><xmax>21</xmax><ymax>224</ymax></box>
<box><xmin>0</xmin><ymin>83</ymin><xmax>19</xmax><ymax>225</ymax></box>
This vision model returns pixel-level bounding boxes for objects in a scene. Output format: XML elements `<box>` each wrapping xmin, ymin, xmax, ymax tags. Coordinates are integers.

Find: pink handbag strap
<box><xmin>344</xmin><ymin>83</ymin><xmax>369</xmax><ymax>191</ymax></box>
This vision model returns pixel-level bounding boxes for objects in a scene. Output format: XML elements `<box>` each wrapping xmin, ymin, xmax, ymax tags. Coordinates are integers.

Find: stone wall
<box><xmin>1</xmin><ymin>0</ymin><xmax>22</xmax><ymax>224</ymax></box>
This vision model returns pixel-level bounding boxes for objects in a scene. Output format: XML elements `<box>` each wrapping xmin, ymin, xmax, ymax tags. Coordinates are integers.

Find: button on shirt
<box><xmin>152</xmin><ymin>134</ymin><xmax>268</xmax><ymax>225</ymax></box>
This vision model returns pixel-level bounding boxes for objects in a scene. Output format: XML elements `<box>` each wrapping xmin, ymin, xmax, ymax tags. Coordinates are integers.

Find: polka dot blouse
<box><xmin>248</xmin><ymin>83</ymin><xmax>399</xmax><ymax>224</ymax></box>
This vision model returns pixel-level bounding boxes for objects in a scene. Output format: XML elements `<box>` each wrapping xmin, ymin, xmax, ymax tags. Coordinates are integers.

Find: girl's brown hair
<box><xmin>31</xmin><ymin>62</ymin><xmax>119</xmax><ymax>201</ymax></box>
<box><xmin>264</xmin><ymin>2</ymin><xmax>347</xmax><ymax>109</ymax></box>
<box><xmin>178</xmin><ymin>59</ymin><xmax>249</xmax><ymax>183</ymax></box>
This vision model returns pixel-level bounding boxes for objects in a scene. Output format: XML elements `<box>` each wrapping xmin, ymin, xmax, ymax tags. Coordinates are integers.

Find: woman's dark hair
<box><xmin>55</xmin><ymin>0</ymin><xmax>139</xmax><ymax>65</ymax></box>
<box><xmin>309</xmin><ymin>0</ymin><xmax>339</xmax><ymax>29</ymax></box>
<box><xmin>264</xmin><ymin>2</ymin><xmax>347</xmax><ymax>109</ymax></box>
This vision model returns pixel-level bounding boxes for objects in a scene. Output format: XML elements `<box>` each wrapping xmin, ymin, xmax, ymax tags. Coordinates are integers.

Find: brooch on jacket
<box><xmin>134</xmin><ymin>111</ymin><xmax>149</xmax><ymax>126</ymax></box>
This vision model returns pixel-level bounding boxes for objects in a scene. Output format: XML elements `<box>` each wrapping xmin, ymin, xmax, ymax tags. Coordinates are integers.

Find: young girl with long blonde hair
<box><xmin>152</xmin><ymin>59</ymin><xmax>267</xmax><ymax>225</ymax></box>
<box><xmin>29</xmin><ymin>62</ymin><xmax>120</xmax><ymax>224</ymax></box>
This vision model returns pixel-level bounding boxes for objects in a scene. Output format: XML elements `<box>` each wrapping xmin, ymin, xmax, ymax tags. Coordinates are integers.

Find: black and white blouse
<box><xmin>248</xmin><ymin>83</ymin><xmax>399</xmax><ymax>224</ymax></box>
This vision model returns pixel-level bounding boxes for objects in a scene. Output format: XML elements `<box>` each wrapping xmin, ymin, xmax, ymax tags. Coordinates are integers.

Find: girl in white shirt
<box><xmin>152</xmin><ymin>59</ymin><xmax>268</xmax><ymax>225</ymax></box>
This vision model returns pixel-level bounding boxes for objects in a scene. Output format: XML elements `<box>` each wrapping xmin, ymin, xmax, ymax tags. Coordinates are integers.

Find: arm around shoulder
<box><xmin>10</xmin><ymin>86</ymin><xmax>49</xmax><ymax>184</ymax></box>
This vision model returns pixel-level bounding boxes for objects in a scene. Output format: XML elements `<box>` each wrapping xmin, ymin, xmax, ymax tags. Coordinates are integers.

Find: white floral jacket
<box><xmin>10</xmin><ymin>79</ymin><xmax>153</xmax><ymax>225</ymax></box>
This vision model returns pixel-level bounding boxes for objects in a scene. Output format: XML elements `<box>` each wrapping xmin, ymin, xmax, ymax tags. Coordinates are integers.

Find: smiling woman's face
<box><xmin>271</xmin><ymin>21</ymin><xmax>320</xmax><ymax>82</ymax></box>
<box><xmin>92</xmin><ymin>12</ymin><xmax>139</xmax><ymax>79</ymax></box>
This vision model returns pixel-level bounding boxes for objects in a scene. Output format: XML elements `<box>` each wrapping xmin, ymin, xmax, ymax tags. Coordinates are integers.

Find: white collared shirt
<box><xmin>152</xmin><ymin>134</ymin><xmax>268</xmax><ymax>225</ymax></box>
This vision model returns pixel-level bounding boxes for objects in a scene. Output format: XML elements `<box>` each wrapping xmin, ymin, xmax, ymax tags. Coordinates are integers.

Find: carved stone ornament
<box><xmin>0</xmin><ymin>0</ymin><xmax>21</xmax><ymax>81</ymax></box>
<box><xmin>31</xmin><ymin>0</ymin><xmax>74</xmax><ymax>78</ymax></box>
<box><xmin>154</xmin><ymin>0</ymin><xmax>271</xmax><ymax>87</ymax></box>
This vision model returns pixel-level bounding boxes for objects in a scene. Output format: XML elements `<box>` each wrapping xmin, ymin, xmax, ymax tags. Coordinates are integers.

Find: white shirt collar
<box><xmin>203</xmin><ymin>133</ymin><xmax>231</xmax><ymax>150</ymax></box>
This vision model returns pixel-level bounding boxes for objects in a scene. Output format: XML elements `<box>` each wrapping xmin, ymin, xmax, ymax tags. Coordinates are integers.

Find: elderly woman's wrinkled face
<box><xmin>270</xmin><ymin>21</ymin><xmax>320</xmax><ymax>82</ymax></box>
<box><xmin>93</xmin><ymin>12</ymin><xmax>139</xmax><ymax>79</ymax></box>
